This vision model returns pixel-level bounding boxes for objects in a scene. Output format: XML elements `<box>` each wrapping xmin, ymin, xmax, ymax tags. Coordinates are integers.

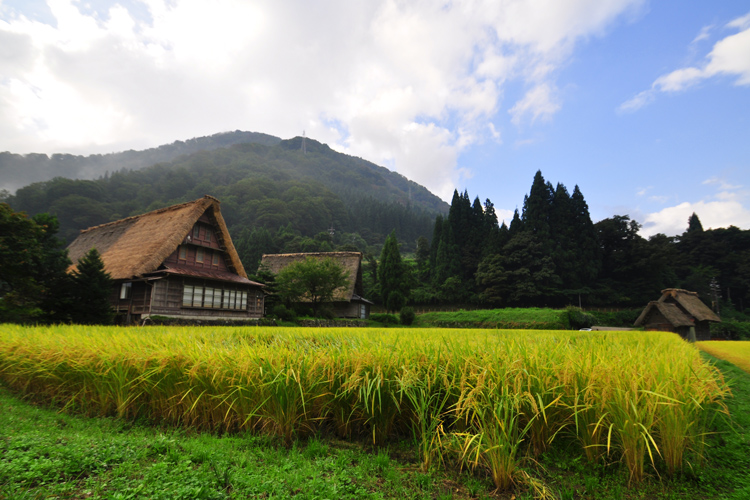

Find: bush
<box><xmin>565</xmin><ymin>306</ymin><xmax>596</xmax><ymax>330</ymax></box>
<box><xmin>711</xmin><ymin>320</ymin><xmax>750</xmax><ymax>340</ymax></box>
<box><xmin>272</xmin><ymin>304</ymin><xmax>297</xmax><ymax>322</ymax></box>
<box><xmin>587</xmin><ymin>309</ymin><xmax>641</xmax><ymax>328</ymax></box>
<box><xmin>400</xmin><ymin>306</ymin><xmax>415</xmax><ymax>326</ymax></box>
<box><xmin>370</xmin><ymin>313</ymin><xmax>399</xmax><ymax>325</ymax></box>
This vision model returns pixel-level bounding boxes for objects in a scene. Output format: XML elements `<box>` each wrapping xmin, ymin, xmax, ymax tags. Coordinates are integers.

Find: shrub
<box><xmin>272</xmin><ymin>304</ymin><xmax>297</xmax><ymax>322</ymax></box>
<box><xmin>566</xmin><ymin>306</ymin><xmax>596</xmax><ymax>330</ymax></box>
<box><xmin>400</xmin><ymin>307</ymin><xmax>415</xmax><ymax>326</ymax></box>
<box><xmin>370</xmin><ymin>313</ymin><xmax>399</xmax><ymax>325</ymax></box>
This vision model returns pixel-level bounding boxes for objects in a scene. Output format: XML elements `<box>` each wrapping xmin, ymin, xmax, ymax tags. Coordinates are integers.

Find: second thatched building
<box><xmin>259</xmin><ymin>251</ymin><xmax>373</xmax><ymax>319</ymax></box>
<box><xmin>634</xmin><ymin>288</ymin><xmax>721</xmax><ymax>340</ymax></box>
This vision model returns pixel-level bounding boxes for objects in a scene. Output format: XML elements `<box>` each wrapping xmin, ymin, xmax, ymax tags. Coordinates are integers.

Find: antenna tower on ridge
<box><xmin>301</xmin><ymin>130</ymin><xmax>307</xmax><ymax>155</ymax></box>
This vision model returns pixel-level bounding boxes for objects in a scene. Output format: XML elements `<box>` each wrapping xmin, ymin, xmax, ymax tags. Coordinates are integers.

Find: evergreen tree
<box><xmin>429</xmin><ymin>215</ymin><xmax>443</xmax><ymax>272</ymax></box>
<box><xmin>378</xmin><ymin>230</ymin><xmax>410</xmax><ymax>312</ymax></box>
<box><xmin>70</xmin><ymin>248</ymin><xmax>114</xmax><ymax>324</ymax></box>
<box><xmin>508</xmin><ymin>209</ymin><xmax>523</xmax><ymax>236</ymax></box>
<box><xmin>521</xmin><ymin>171</ymin><xmax>553</xmax><ymax>237</ymax></box>
<box><xmin>415</xmin><ymin>236</ymin><xmax>430</xmax><ymax>283</ymax></box>
<box><xmin>432</xmin><ymin>223</ymin><xmax>461</xmax><ymax>290</ymax></box>
<box><xmin>687</xmin><ymin>212</ymin><xmax>704</xmax><ymax>233</ymax></box>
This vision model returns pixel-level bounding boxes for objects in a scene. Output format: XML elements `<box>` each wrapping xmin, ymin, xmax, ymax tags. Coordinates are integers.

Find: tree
<box><xmin>70</xmin><ymin>248</ymin><xmax>114</xmax><ymax>324</ymax></box>
<box><xmin>379</xmin><ymin>230</ymin><xmax>410</xmax><ymax>312</ymax></box>
<box><xmin>0</xmin><ymin>204</ymin><xmax>72</xmax><ymax>323</ymax></box>
<box><xmin>687</xmin><ymin>212</ymin><xmax>704</xmax><ymax>233</ymax></box>
<box><xmin>275</xmin><ymin>257</ymin><xmax>349</xmax><ymax>317</ymax></box>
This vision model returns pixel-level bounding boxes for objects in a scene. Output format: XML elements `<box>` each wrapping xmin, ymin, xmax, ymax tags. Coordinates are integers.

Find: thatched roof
<box><xmin>658</xmin><ymin>288</ymin><xmax>721</xmax><ymax>322</ymax></box>
<box><xmin>67</xmin><ymin>195</ymin><xmax>249</xmax><ymax>281</ymax></box>
<box><xmin>634</xmin><ymin>301</ymin><xmax>695</xmax><ymax>328</ymax></box>
<box><xmin>634</xmin><ymin>288</ymin><xmax>721</xmax><ymax>327</ymax></box>
<box><xmin>260</xmin><ymin>252</ymin><xmax>364</xmax><ymax>302</ymax></box>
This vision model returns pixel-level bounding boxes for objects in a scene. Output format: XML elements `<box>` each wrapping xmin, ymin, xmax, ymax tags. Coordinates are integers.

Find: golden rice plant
<box><xmin>0</xmin><ymin>324</ymin><xmax>729</xmax><ymax>486</ymax></box>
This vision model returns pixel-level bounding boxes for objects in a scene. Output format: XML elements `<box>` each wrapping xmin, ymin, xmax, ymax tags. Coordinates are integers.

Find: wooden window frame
<box><xmin>196</xmin><ymin>247</ymin><xmax>204</xmax><ymax>263</ymax></box>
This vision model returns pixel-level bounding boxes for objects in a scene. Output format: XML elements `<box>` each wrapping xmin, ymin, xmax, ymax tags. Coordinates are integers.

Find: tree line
<box><xmin>396</xmin><ymin>170</ymin><xmax>750</xmax><ymax>313</ymax></box>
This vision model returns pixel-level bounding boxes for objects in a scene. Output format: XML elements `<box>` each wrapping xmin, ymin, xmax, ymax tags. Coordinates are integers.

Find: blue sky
<box><xmin>1</xmin><ymin>0</ymin><xmax>748</xmax><ymax>236</ymax></box>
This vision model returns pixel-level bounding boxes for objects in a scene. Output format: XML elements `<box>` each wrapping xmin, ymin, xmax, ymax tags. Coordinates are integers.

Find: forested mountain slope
<box><xmin>3</xmin><ymin>135</ymin><xmax>447</xmax><ymax>271</ymax></box>
<box><xmin>0</xmin><ymin>131</ymin><xmax>280</xmax><ymax>193</ymax></box>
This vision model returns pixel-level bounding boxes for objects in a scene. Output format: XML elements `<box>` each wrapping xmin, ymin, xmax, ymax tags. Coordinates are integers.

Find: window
<box><xmin>120</xmin><ymin>282</ymin><xmax>132</xmax><ymax>300</ymax></box>
<box><xmin>183</xmin><ymin>284</ymin><xmax>252</xmax><ymax>310</ymax></box>
<box><xmin>205</xmin><ymin>228</ymin><xmax>212</xmax><ymax>243</ymax></box>
<box><xmin>183</xmin><ymin>285</ymin><xmax>194</xmax><ymax>307</ymax></box>
<box><xmin>204</xmin><ymin>287</ymin><xmax>214</xmax><ymax>308</ymax></box>
<box><xmin>179</xmin><ymin>246</ymin><xmax>187</xmax><ymax>260</ymax></box>
<box><xmin>192</xmin><ymin>287</ymin><xmax>204</xmax><ymax>307</ymax></box>
<box><xmin>212</xmin><ymin>251</ymin><xmax>219</xmax><ymax>266</ymax></box>
<box><xmin>196</xmin><ymin>247</ymin><xmax>204</xmax><ymax>263</ymax></box>
<box><xmin>193</xmin><ymin>225</ymin><xmax>200</xmax><ymax>239</ymax></box>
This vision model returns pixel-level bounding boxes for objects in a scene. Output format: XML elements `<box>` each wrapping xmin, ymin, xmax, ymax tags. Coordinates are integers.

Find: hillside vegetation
<box><xmin>3</xmin><ymin>135</ymin><xmax>447</xmax><ymax>270</ymax></box>
<box><xmin>0</xmin><ymin>130</ymin><xmax>281</xmax><ymax>193</ymax></box>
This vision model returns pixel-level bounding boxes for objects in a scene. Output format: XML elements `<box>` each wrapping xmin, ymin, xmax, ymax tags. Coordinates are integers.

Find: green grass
<box><xmin>0</xmin><ymin>385</ymin><xmax>463</xmax><ymax>499</ymax></box>
<box><xmin>415</xmin><ymin>308</ymin><xmax>569</xmax><ymax>329</ymax></box>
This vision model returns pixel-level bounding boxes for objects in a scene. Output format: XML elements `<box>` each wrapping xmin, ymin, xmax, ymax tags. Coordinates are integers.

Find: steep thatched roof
<box><xmin>260</xmin><ymin>252</ymin><xmax>364</xmax><ymax>302</ymax></box>
<box><xmin>67</xmin><ymin>195</ymin><xmax>248</xmax><ymax>281</ymax></box>
<box><xmin>634</xmin><ymin>288</ymin><xmax>721</xmax><ymax>327</ymax></box>
<box><xmin>634</xmin><ymin>301</ymin><xmax>695</xmax><ymax>328</ymax></box>
<box><xmin>658</xmin><ymin>288</ymin><xmax>721</xmax><ymax>322</ymax></box>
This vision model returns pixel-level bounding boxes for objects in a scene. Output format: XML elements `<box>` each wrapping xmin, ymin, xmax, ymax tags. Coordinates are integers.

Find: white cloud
<box><xmin>0</xmin><ymin>0</ymin><xmax>644</xmax><ymax>198</ymax></box>
<box><xmin>640</xmin><ymin>175</ymin><xmax>750</xmax><ymax>237</ymax></box>
<box><xmin>641</xmin><ymin>199</ymin><xmax>750</xmax><ymax>237</ymax></box>
<box><xmin>509</xmin><ymin>83</ymin><xmax>561</xmax><ymax>125</ymax></box>
<box><xmin>621</xmin><ymin>11</ymin><xmax>750</xmax><ymax>111</ymax></box>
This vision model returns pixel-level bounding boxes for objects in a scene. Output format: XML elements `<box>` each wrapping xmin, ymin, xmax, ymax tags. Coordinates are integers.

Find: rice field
<box><xmin>697</xmin><ymin>341</ymin><xmax>750</xmax><ymax>374</ymax></box>
<box><xmin>0</xmin><ymin>325</ymin><xmax>729</xmax><ymax>490</ymax></box>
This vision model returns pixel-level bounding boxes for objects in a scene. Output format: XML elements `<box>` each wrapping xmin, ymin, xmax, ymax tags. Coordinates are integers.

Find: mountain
<box><xmin>0</xmin><ymin>131</ymin><xmax>281</xmax><ymax>194</ymax></box>
<box><xmin>3</xmin><ymin>133</ymin><xmax>449</xmax><ymax>269</ymax></box>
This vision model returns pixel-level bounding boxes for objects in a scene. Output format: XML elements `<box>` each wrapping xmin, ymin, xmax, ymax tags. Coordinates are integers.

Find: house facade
<box><xmin>634</xmin><ymin>288</ymin><xmax>721</xmax><ymax>340</ymax></box>
<box><xmin>259</xmin><ymin>252</ymin><xmax>373</xmax><ymax>319</ymax></box>
<box><xmin>67</xmin><ymin>195</ymin><xmax>264</xmax><ymax>324</ymax></box>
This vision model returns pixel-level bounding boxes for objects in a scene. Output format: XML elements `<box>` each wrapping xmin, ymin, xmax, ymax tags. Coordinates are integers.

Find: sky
<box><xmin>1</xmin><ymin>0</ymin><xmax>749</xmax><ymax>237</ymax></box>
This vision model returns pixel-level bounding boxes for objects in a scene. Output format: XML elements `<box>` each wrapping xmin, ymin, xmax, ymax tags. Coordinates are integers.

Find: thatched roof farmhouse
<box><xmin>634</xmin><ymin>288</ymin><xmax>721</xmax><ymax>340</ymax></box>
<box><xmin>68</xmin><ymin>195</ymin><xmax>264</xmax><ymax>323</ymax></box>
<box><xmin>260</xmin><ymin>252</ymin><xmax>372</xmax><ymax>319</ymax></box>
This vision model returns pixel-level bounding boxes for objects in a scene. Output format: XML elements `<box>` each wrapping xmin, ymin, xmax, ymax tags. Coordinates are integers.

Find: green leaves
<box><xmin>275</xmin><ymin>257</ymin><xmax>349</xmax><ymax>317</ymax></box>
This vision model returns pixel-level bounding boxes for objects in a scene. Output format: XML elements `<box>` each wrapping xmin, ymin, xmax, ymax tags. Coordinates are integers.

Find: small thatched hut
<box><xmin>634</xmin><ymin>288</ymin><xmax>721</xmax><ymax>340</ymax></box>
<box><xmin>259</xmin><ymin>252</ymin><xmax>373</xmax><ymax>319</ymax></box>
<box><xmin>67</xmin><ymin>195</ymin><xmax>264</xmax><ymax>323</ymax></box>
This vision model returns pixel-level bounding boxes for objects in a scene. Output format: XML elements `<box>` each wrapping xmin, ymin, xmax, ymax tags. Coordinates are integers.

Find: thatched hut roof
<box><xmin>658</xmin><ymin>288</ymin><xmax>721</xmax><ymax>322</ymax></box>
<box><xmin>634</xmin><ymin>288</ymin><xmax>721</xmax><ymax>327</ymax></box>
<box><xmin>260</xmin><ymin>252</ymin><xmax>364</xmax><ymax>302</ymax></box>
<box><xmin>67</xmin><ymin>195</ymin><xmax>249</xmax><ymax>281</ymax></box>
<box><xmin>634</xmin><ymin>301</ymin><xmax>695</xmax><ymax>328</ymax></box>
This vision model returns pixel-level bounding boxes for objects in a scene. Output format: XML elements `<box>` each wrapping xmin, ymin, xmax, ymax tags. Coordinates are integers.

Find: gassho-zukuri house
<box><xmin>67</xmin><ymin>195</ymin><xmax>264</xmax><ymax>324</ymax></box>
<box><xmin>634</xmin><ymin>288</ymin><xmax>721</xmax><ymax>341</ymax></box>
<box><xmin>259</xmin><ymin>252</ymin><xmax>373</xmax><ymax>319</ymax></box>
